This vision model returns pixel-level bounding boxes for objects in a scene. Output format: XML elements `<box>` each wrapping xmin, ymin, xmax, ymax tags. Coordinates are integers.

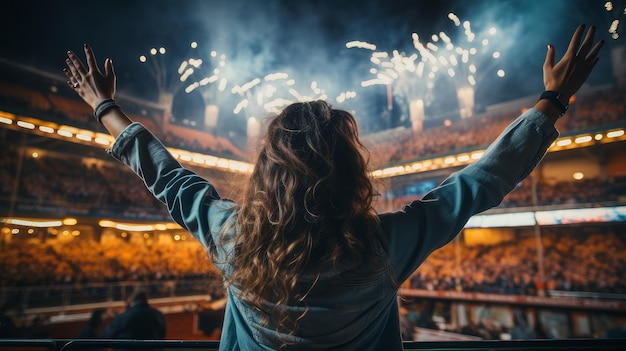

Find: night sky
<box><xmin>0</xmin><ymin>0</ymin><xmax>622</xmax><ymax>141</ymax></box>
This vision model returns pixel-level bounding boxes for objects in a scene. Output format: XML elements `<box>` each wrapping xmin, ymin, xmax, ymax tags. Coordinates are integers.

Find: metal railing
<box><xmin>1</xmin><ymin>338</ymin><xmax>626</xmax><ymax>351</ymax></box>
<box><xmin>1</xmin><ymin>277</ymin><xmax>222</xmax><ymax>312</ymax></box>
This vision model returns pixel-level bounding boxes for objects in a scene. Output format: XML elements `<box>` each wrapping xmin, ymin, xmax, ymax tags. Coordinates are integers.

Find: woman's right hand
<box><xmin>543</xmin><ymin>24</ymin><xmax>604</xmax><ymax>100</ymax></box>
<box><xmin>63</xmin><ymin>44</ymin><xmax>116</xmax><ymax>111</ymax></box>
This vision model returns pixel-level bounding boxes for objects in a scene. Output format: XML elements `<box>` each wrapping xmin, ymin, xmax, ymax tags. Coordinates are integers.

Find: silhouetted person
<box><xmin>78</xmin><ymin>308</ymin><xmax>106</xmax><ymax>338</ymax></box>
<box><xmin>510</xmin><ymin>310</ymin><xmax>536</xmax><ymax>340</ymax></box>
<box><xmin>101</xmin><ymin>291</ymin><xmax>166</xmax><ymax>351</ymax></box>
<box><xmin>76</xmin><ymin>309</ymin><xmax>106</xmax><ymax>351</ymax></box>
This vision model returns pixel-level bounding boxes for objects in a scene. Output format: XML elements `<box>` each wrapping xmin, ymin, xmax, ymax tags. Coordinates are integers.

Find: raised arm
<box><xmin>534</xmin><ymin>24</ymin><xmax>603</xmax><ymax>123</ymax></box>
<box><xmin>382</xmin><ymin>24</ymin><xmax>604</xmax><ymax>283</ymax></box>
<box><xmin>63</xmin><ymin>44</ymin><xmax>234</xmax><ymax>254</ymax></box>
<box><xmin>64</xmin><ymin>44</ymin><xmax>131</xmax><ymax>137</ymax></box>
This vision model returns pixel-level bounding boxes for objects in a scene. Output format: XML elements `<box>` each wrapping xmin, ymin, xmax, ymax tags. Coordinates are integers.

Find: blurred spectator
<box><xmin>101</xmin><ymin>291</ymin><xmax>166</xmax><ymax>351</ymax></box>
<box><xmin>77</xmin><ymin>308</ymin><xmax>107</xmax><ymax>338</ymax></box>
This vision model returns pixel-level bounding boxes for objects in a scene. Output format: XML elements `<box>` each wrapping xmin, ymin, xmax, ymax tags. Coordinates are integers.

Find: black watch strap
<box><xmin>539</xmin><ymin>91</ymin><xmax>569</xmax><ymax>117</ymax></box>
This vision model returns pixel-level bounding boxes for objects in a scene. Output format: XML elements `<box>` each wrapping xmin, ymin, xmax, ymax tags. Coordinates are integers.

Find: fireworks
<box><xmin>604</xmin><ymin>1</ymin><xmax>625</xmax><ymax>39</ymax></box>
<box><xmin>348</xmin><ymin>12</ymin><xmax>505</xmax><ymax>119</ymax></box>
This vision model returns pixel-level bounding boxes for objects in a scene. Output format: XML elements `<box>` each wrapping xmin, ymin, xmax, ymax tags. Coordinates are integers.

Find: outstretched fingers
<box><xmin>66</xmin><ymin>51</ymin><xmax>87</xmax><ymax>77</ymax></box>
<box><xmin>544</xmin><ymin>44</ymin><xmax>556</xmax><ymax>69</ymax></box>
<box><xmin>64</xmin><ymin>53</ymin><xmax>83</xmax><ymax>89</ymax></box>
<box><xmin>84</xmin><ymin>44</ymin><xmax>102</xmax><ymax>75</ymax></box>
<box><xmin>585</xmin><ymin>38</ymin><xmax>604</xmax><ymax>63</ymax></box>
<box><xmin>577</xmin><ymin>26</ymin><xmax>597</xmax><ymax>59</ymax></box>
<box><xmin>565</xmin><ymin>24</ymin><xmax>586</xmax><ymax>57</ymax></box>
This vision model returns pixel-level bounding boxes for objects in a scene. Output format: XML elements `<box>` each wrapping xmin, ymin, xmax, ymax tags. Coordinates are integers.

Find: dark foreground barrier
<box><xmin>1</xmin><ymin>339</ymin><xmax>626</xmax><ymax>351</ymax></box>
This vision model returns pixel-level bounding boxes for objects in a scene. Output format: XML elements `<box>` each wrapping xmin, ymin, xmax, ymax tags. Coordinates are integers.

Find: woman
<box><xmin>64</xmin><ymin>25</ymin><xmax>602</xmax><ymax>350</ymax></box>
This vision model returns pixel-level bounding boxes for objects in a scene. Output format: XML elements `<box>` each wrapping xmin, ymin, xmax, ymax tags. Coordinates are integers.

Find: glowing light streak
<box><xmin>2</xmin><ymin>219</ymin><xmax>63</xmax><ymax>227</ymax></box>
<box><xmin>234</xmin><ymin>99</ymin><xmax>249</xmax><ymax>114</ymax></box>
<box><xmin>231</xmin><ymin>78</ymin><xmax>261</xmax><ymax>95</ymax></box>
<box><xmin>94</xmin><ymin>137</ymin><xmax>110</xmax><ymax>145</ymax></box>
<box><xmin>76</xmin><ymin>133</ymin><xmax>92</xmax><ymax>142</ymax></box>
<box><xmin>289</xmin><ymin>89</ymin><xmax>309</xmax><ymax>101</ymax></box>
<box><xmin>264</xmin><ymin>72</ymin><xmax>289</xmax><ymax>81</ymax></box>
<box><xmin>449</xmin><ymin>55</ymin><xmax>458</xmax><ymax>66</ymax></box>
<box><xmin>180</xmin><ymin>68</ymin><xmax>194</xmax><ymax>82</ymax></box>
<box><xmin>361</xmin><ymin>78</ymin><xmax>385</xmax><ymax>87</ymax></box>
<box><xmin>468</xmin><ymin>75</ymin><xmax>476</xmax><ymax>86</ymax></box>
<box><xmin>218</xmin><ymin>78</ymin><xmax>227</xmax><ymax>91</ymax></box>
<box><xmin>17</xmin><ymin>121</ymin><xmax>35</xmax><ymax>129</ymax></box>
<box><xmin>426</xmin><ymin>42</ymin><xmax>439</xmax><ymax>51</ymax></box>
<box><xmin>416</xmin><ymin>62</ymin><xmax>425</xmax><ymax>76</ymax></box>
<box><xmin>185</xmin><ymin>82</ymin><xmax>199</xmax><ymax>93</ymax></box>
<box><xmin>607</xmin><ymin>130</ymin><xmax>624</xmax><ymax>138</ymax></box>
<box><xmin>440</xmin><ymin>32</ymin><xmax>451</xmax><ymax>43</ymax></box>
<box><xmin>57</xmin><ymin>129</ymin><xmax>72</xmax><ymax>137</ymax></box>
<box><xmin>39</xmin><ymin>126</ymin><xmax>54</xmax><ymax>133</ymax></box>
<box><xmin>199</xmin><ymin>75</ymin><xmax>219</xmax><ymax>86</ymax></box>
<box><xmin>345</xmin><ymin>40</ymin><xmax>376</xmax><ymax>50</ymax></box>
<box><xmin>609</xmin><ymin>19</ymin><xmax>620</xmax><ymax>39</ymax></box>
<box><xmin>471</xmin><ymin>152</ymin><xmax>484</xmax><ymax>160</ymax></box>
<box><xmin>556</xmin><ymin>139</ymin><xmax>572</xmax><ymax>147</ymax></box>
<box><xmin>177</xmin><ymin>61</ymin><xmax>188</xmax><ymax>74</ymax></box>
<box><xmin>336</xmin><ymin>91</ymin><xmax>357</xmax><ymax>103</ymax></box>
<box><xmin>264</xmin><ymin>98</ymin><xmax>293</xmax><ymax>112</ymax></box>
<box><xmin>575</xmin><ymin>136</ymin><xmax>593</xmax><ymax>144</ymax></box>
<box><xmin>448</xmin><ymin>13</ymin><xmax>461</xmax><ymax>26</ymax></box>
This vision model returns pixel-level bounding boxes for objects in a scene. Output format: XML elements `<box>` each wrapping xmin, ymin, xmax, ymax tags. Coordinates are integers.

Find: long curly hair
<box><xmin>227</xmin><ymin>100</ymin><xmax>380</xmax><ymax>338</ymax></box>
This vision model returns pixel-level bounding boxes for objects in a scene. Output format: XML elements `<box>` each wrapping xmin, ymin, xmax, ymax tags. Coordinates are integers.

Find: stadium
<box><xmin>1</xmin><ymin>0</ymin><xmax>625</xmax><ymax>349</ymax></box>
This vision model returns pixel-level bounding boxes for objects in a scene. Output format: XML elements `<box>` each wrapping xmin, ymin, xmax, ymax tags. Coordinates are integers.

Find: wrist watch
<box><xmin>539</xmin><ymin>91</ymin><xmax>569</xmax><ymax>117</ymax></box>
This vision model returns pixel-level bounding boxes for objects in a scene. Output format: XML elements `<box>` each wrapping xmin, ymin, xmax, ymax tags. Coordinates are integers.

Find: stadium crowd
<box><xmin>0</xmin><ymin>72</ymin><xmax>624</xmax><ymax>168</ymax></box>
<box><xmin>0</xmin><ymin>232</ymin><xmax>219</xmax><ymax>287</ymax></box>
<box><xmin>409</xmin><ymin>230</ymin><xmax>626</xmax><ymax>295</ymax></box>
<box><xmin>364</xmin><ymin>87</ymin><xmax>625</xmax><ymax>167</ymax></box>
<box><xmin>2</xmin><ymin>225</ymin><xmax>625</xmax><ymax>297</ymax></box>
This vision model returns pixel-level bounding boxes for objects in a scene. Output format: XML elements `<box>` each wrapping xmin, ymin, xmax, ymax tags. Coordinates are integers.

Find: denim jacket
<box><xmin>109</xmin><ymin>108</ymin><xmax>558</xmax><ymax>350</ymax></box>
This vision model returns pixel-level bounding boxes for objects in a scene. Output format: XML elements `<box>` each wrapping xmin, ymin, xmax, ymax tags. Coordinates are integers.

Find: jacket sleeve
<box><xmin>379</xmin><ymin>108</ymin><xmax>559</xmax><ymax>283</ymax></box>
<box><xmin>107</xmin><ymin>123</ymin><xmax>236</xmax><ymax>251</ymax></box>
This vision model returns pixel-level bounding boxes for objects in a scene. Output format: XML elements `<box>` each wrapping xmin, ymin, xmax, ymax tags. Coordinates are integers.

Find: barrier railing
<box><xmin>1</xmin><ymin>339</ymin><xmax>626</xmax><ymax>351</ymax></box>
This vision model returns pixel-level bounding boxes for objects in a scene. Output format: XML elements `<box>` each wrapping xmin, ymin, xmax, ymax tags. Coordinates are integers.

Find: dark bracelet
<box><xmin>94</xmin><ymin>98</ymin><xmax>119</xmax><ymax>124</ymax></box>
<box><xmin>538</xmin><ymin>91</ymin><xmax>569</xmax><ymax>117</ymax></box>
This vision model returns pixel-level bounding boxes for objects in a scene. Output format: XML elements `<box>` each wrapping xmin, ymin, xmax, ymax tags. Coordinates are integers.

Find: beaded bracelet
<box><xmin>94</xmin><ymin>98</ymin><xmax>119</xmax><ymax>124</ymax></box>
